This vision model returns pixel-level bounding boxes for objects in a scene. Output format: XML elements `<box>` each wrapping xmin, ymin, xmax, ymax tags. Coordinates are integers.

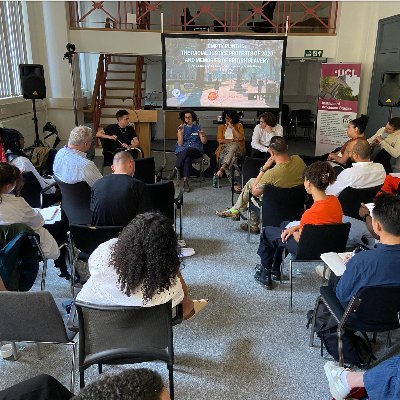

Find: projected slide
<box><xmin>162</xmin><ymin>35</ymin><xmax>286</xmax><ymax>110</ymax></box>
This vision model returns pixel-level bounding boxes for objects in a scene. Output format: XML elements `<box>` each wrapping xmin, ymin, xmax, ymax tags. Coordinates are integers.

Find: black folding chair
<box><xmin>289</xmin><ymin>109</ymin><xmax>316</xmax><ymax>141</ymax></box>
<box><xmin>247</xmin><ymin>184</ymin><xmax>306</xmax><ymax>243</ymax></box>
<box><xmin>98</xmin><ymin>138</ymin><xmax>114</xmax><ymax>174</ymax></box>
<box><xmin>287</xmin><ymin>223</ymin><xmax>351</xmax><ymax>312</ymax></box>
<box><xmin>67</xmin><ymin>225</ymin><xmax>123</xmax><ymax>298</ymax></box>
<box><xmin>146</xmin><ymin>181</ymin><xmax>183</xmax><ymax>240</ymax></box>
<box><xmin>309</xmin><ymin>285</ymin><xmax>400</xmax><ymax>367</ymax></box>
<box><xmin>19</xmin><ymin>171</ymin><xmax>57</xmax><ymax>208</ymax></box>
<box><xmin>54</xmin><ymin>177</ymin><xmax>92</xmax><ymax>225</ymax></box>
<box><xmin>338</xmin><ymin>185</ymin><xmax>382</xmax><ymax>220</ymax></box>
<box><xmin>133</xmin><ymin>156</ymin><xmax>156</xmax><ymax>183</ymax></box>
<box><xmin>75</xmin><ymin>300</ymin><xmax>176</xmax><ymax>399</ymax></box>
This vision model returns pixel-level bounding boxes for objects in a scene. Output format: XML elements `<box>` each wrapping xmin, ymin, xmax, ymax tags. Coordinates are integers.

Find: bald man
<box><xmin>90</xmin><ymin>151</ymin><xmax>151</xmax><ymax>227</ymax></box>
<box><xmin>325</xmin><ymin>139</ymin><xmax>386</xmax><ymax>197</ymax></box>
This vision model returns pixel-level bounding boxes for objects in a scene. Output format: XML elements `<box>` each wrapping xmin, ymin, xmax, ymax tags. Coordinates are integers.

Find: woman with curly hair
<box><xmin>76</xmin><ymin>212</ymin><xmax>208</xmax><ymax>320</ymax></box>
<box><xmin>255</xmin><ymin>161</ymin><xmax>343</xmax><ymax>288</ymax></box>
<box><xmin>215</xmin><ymin>110</ymin><xmax>245</xmax><ymax>192</ymax></box>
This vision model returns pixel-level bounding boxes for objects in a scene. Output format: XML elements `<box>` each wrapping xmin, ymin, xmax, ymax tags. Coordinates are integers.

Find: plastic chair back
<box><xmin>146</xmin><ymin>181</ymin><xmax>175</xmax><ymax>221</ymax></box>
<box><xmin>242</xmin><ymin>157</ymin><xmax>266</xmax><ymax>186</ymax></box>
<box><xmin>134</xmin><ymin>157</ymin><xmax>155</xmax><ymax>183</ymax></box>
<box><xmin>75</xmin><ymin>300</ymin><xmax>174</xmax><ymax>391</ymax></box>
<box><xmin>296</xmin><ymin>223</ymin><xmax>351</xmax><ymax>261</ymax></box>
<box><xmin>54</xmin><ymin>177</ymin><xmax>92</xmax><ymax>225</ymax></box>
<box><xmin>69</xmin><ymin>225</ymin><xmax>123</xmax><ymax>256</ymax></box>
<box><xmin>262</xmin><ymin>184</ymin><xmax>306</xmax><ymax>227</ymax></box>
<box><xmin>338</xmin><ymin>185</ymin><xmax>382</xmax><ymax>220</ymax></box>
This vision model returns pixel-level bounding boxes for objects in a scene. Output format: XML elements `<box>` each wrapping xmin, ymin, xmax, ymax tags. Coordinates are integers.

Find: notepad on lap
<box><xmin>320</xmin><ymin>252</ymin><xmax>347</xmax><ymax>276</ymax></box>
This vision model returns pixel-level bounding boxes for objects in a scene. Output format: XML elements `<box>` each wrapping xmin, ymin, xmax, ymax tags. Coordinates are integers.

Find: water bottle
<box><xmin>212</xmin><ymin>173</ymin><xmax>218</xmax><ymax>188</ymax></box>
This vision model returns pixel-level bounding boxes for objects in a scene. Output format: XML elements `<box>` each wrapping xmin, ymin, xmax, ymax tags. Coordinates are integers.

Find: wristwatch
<box><xmin>259</xmin><ymin>167</ymin><xmax>266</xmax><ymax>173</ymax></box>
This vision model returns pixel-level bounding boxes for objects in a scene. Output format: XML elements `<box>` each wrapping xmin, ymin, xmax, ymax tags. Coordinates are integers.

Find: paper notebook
<box><xmin>320</xmin><ymin>252</ymin><xmax>349</xmax><ymax>277</ymax></box>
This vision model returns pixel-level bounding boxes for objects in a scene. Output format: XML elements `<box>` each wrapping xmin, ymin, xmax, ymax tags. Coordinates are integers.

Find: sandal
<box><xmin>184</xmin><ymin>299</ymin><xmax>209</xmax><ymax>320</ymax></box>
<box><xmin>215</xmin><ymin>208</ymin><xmax>240</xmax><ymax>221</ymax></box>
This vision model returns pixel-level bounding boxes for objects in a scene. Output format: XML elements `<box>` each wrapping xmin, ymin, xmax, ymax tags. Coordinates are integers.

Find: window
<box><xmin>0</xmin><ymin>1</ymin><xmax>27</xmax><ymax>99</ymax></box>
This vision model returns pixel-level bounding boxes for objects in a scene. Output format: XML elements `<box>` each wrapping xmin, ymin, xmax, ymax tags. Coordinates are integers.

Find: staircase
<box><xmin>98</xmin><ymin>54</ymin><xmax>146</xmax><ymax>129</ymax></box>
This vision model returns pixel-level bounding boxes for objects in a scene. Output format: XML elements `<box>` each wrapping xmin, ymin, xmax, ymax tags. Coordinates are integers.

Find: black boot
<box><xmin>254</xmin><ymin>268</ymin><xmax>274</xmax><ymax>289</ymax></box>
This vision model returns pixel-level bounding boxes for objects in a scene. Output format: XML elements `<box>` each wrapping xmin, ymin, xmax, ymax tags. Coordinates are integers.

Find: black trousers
<box><xmin>257</xmin><ymin>224</ymin><xmax>299</xmax><ymax>276</ymax></box>
<box><xmin>175</xmin><ymin>148</ymin><xmax>202</xmax><ymax>178</ymax></box>
<box><xmin>0</xmin><ymin>374</ymin><xmax>73</xmax><ymax>400</ymax></box>
<box><xmin>250</xmin><ymin>149</ymin><xmax>270</xmax><ymax>159</ymax></box>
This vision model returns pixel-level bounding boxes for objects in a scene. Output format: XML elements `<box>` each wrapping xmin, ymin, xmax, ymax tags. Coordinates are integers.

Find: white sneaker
<box><xmin>324</xmin><ymin>361</ymin><xmax>350</xmax><ymax>400</ymax></box>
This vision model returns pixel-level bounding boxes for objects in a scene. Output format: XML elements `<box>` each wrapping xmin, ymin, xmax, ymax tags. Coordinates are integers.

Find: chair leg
<box><xmin>289</xmin><ymin>259</ymin><xmax>293</xmax><ymax>312</ymax></box>
<box><xmin>386</xmin><ymin>331</ymin><xmax>392</xmax><ymax>348</ymax></box>
<box><xmin>80</xmin><ymin>369</ymin><xmax>85</xmax><ymax>388</ymax></box>
<box><xmin>168</xmin><ymin>364</ymin><xmax>174</xmax><ymax>400</ymax></box>
<box><xmin>338</xmin><ymin>326</ymin><xmax>345</xmax><ymax>367</ymax></box>
<box><xmin>36</xmin><ymin>343</ymin><xmax>42</xmax><ymax>359</ymax></box>
<box><xmin>247</xmin><ymin>208</ymin><xmax>251</xmax><ymax>244</ymax></box>
<box><xmin>41</xmin><ymin>258</ymin><xmax>47</xmax><ymax>291</ymax></box>
<box><xmin>70</xmin><ymin>341</ymin><xmax>77</xmax><ymax>393</ymax></box>
<box><xmin>11</xmin><ymin>342</ymin><xmax>18</xmax><ymax>360</ymax></box>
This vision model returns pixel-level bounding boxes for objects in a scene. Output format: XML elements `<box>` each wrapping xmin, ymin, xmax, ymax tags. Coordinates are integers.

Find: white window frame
<box><xmin>0</xmin><ymin>1</ymin><xmax>28</xmax><ymax>100</ymax></box>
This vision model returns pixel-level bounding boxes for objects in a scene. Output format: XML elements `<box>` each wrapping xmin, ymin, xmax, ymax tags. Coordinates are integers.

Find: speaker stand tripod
<box><xmin>31</xmin><ymin>99</ymin><xmax>44</xmax><ymax>147</ymax></box>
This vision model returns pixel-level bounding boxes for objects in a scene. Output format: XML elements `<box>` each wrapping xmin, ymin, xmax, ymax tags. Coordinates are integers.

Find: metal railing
<box><xmin>68</xmin><ymin>1</ymin><xmax>338</xmax><ymax>35</ymax></box>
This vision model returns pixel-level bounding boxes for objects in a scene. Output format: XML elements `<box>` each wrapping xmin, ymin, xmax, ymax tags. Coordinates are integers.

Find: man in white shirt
<box><xmin>325</xmin><ymin>139</ymin><xmax>386</xmax><ymax>197</ymax></box>
<box><xmin>368</xmin><ymin>117</ymin><xmax>400</xmax><ymax>173</ymax></box>
<box><xmin>53</xmin><ymin>126</ymin><xmax>102</xmax><ymax>187</ymax></box>
<box><xmin>250</xmin><ymin>112</ymin><xmax>283</xmax><ymax>158</ymax></box>
<box><xmin>326</xmin><ymin>139</ymin><xmax>386</xmax><ymax>249</ymax></box>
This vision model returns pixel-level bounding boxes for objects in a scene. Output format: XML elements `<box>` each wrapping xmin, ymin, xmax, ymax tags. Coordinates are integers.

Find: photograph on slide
<box><xmin>162</xmin><ymin>35</ymin><xmax>286</xmax><ymax>110</ymax></box>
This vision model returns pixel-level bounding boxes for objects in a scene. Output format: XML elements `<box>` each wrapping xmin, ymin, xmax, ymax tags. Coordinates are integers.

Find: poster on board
<box><xmin>315</xmin><ymin>63</ymin><xmax>361</xmax><ymax>156</ymax></box>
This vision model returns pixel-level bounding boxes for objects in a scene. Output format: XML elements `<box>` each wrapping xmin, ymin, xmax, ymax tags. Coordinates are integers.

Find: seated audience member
<box><xmin>250</xmin><ymin>112</ymin><xmax>283</xmax><ymax>159</ymax></box>
<box><xmin>325</xmin><ymin>139</ymin><xmax>386</xmax><ymax>197</ymax></box>
<box><xmin>313</xmin><ymin>194</ymin><xmax>400</xmax><ymax>365</ymax></box>
<box><xmin>0</xmin><ymin>368</ymin><xmax>171</xmax><ymax>400</ymax></box>
<box><xmin>326</xmin><ymin>115</ymin><xmax>369</xmax><ymax>165</ymax></box>
<box><xmin>256</xmin><ymin>161</ymin><xmax>342</xmax><ymax>288</ymax></box>
<box><xmin>215</xmin><ymin>110</ymin><xmax>245</xmax><ymax>192</ymax></box>
<box><xmin>168</xmin><ymin>110</ymin><xmax>207</xmax><ymax>193</ymax></box>
<box><xmin>301</xmin><ymin>115</ymin><xmax>369</xmax><ymax>166</ymax></box>
<box><xmin>53</xmin><ymin>126</ymin><xmax>102</xmax><ymax>187</ymax></box>
<box><xmin>96</xmin><ymin>109</ymin><xmax>142</xmax><ymax>159</ymax></box>
<box><xmin>216</xmin><ymin>136</ymin><xmax>306</xmax><ymax>233</ymax></box>
<box><xmin>368</xmin><ymin>116</ymin><xmax>400</xmax><ymax>173</ymax></box>
<box><xmin>1</xmin><ymin>128</ymin><xmax>55</xmax><ymax>193</ymax></box>
<box><xmin>91</xmin><ymin>151</ymin><xmax>151</xmax><ymax>227</ymax></box>
<box><xmin>76</xmin><ymin>212</ymin><xmax>208</xmax><ymax>320</ymax></box>
<box><xmin>335</xmin><ymin>194</ymin><xmax>400</xmax><ymax>303</ymax></box>
<box><xmin>0</xmin><ymin>163</ymin><xmax>69</xmax><ymax>276</ymax></box>
<box><xmin>324</xmin><ymin>354</ymin><xmax>400</xmax><ymax>400</ymax></box>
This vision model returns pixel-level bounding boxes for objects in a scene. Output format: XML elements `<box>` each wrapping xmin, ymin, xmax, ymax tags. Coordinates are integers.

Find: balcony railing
<box><xmin>68</xmin><ymin>1</ymin><xmax>338</xmax><ymax>35</ymax></box>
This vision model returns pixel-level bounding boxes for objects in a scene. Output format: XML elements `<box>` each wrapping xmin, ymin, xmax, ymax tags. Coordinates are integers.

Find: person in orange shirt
<box><xmin>255</xmin><ymin>161</ymin><xmax>343</xmax><ymax>288</ymax></box>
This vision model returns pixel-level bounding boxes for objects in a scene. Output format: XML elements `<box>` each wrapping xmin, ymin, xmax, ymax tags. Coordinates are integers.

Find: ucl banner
<box><xmin>315</xmin><ymin>63</ymin><xmax>361</xmax><ymax>156</ymax></box>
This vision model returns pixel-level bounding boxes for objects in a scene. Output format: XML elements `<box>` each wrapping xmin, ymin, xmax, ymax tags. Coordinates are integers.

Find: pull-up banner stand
<box><xmin>315</xmin><ymin>63</ymin><xmax>361</xmax><ymax>156</ymax></box>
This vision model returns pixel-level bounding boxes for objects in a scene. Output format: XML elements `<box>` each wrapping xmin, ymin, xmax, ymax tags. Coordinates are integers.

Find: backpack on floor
<box><xmin>309</xmin><ymin>302</ymin><xmax>372</xmax><ymax>367</ymax></box>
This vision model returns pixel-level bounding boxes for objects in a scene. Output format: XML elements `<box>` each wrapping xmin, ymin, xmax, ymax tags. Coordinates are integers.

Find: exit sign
<box><xmin>304</xmin><ymin>50</ymin><xmax>323</xmax><ymax>57</ymax></box>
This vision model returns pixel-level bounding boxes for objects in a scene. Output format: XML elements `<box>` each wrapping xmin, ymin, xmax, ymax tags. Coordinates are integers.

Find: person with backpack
<box><xmin>314</xmin><ymin>193</ymin><xmax>400</xmax><ymax>365</ymax></box>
